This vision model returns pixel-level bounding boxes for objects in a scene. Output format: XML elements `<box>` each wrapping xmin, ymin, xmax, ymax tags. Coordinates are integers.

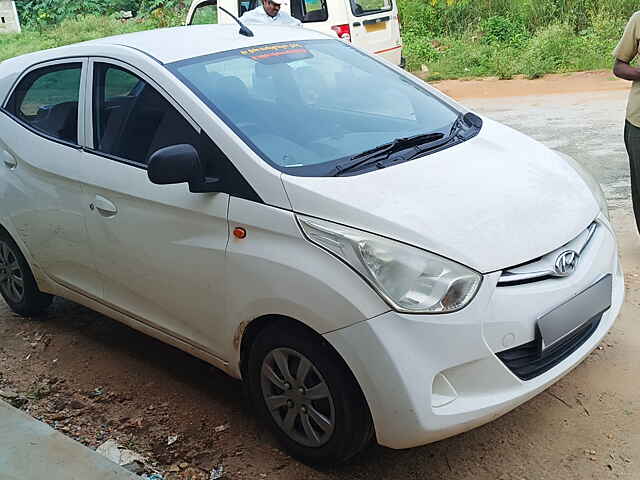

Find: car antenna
<box><xmin>219</xmin><ymin>6</ymin><xmax>254</xmax><ymax>37</ymax></box>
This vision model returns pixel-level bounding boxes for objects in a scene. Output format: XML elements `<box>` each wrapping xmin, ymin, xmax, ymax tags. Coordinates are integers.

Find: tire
<box><xmin>0</xmin><ymin>231</ymin><xmax>52</xmax><ymax>316</ymax></box>
<box><xmin>246</xmin><ymin>321</ymin><xmax>374</xmax><ymax>465</ymax></box>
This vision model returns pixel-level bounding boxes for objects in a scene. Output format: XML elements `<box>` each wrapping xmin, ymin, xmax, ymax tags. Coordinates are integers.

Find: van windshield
<box><xmin>169</xmin><ymin>40</ymin><xmax>460</xmax><ymax>176</ymax></box>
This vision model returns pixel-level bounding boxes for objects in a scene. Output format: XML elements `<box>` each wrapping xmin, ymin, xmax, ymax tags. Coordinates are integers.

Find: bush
<box><xmin>480</xmin><ymin>15</ymin><xmax>529</xmax><ymax>47</ymax></box>
<box><xmin>397</xmin><ymin>0</ymin><xmax>631</xmax><ymax>80</ymax></box>
<box><xmin>14</xmin><ymin>0</ymin><xmax>185</xmax><ymax>28</ymax></box>
<box><xmin>520</xmin><ymin>23</ymin><xmax>587</xmax><ymax>78</ymax></box>
<box><xmin>426</xmin><ymin>38</ymin><xmax>497</xmax><ymax>79</ymax></box>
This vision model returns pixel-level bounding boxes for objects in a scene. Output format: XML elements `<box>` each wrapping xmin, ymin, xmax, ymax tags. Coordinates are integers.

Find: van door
<box><xmin>348</xmin><ymin>0</ymin><xmax>402</xmax><ymax>64</ymax></box>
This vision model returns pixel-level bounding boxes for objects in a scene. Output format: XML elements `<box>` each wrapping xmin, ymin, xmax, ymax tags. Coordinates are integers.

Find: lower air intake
<box><xmin>496</xmin><ymin>314</ymin><xmax>602</xmax><ymax>381</ymax></box>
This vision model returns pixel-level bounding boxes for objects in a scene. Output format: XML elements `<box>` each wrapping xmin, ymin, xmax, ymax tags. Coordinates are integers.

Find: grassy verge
<box><xmin>0</xmin><ymin>12</ymin><xmax>181</xmax><ymax>63</ymax></box>
<box><xmin>403</xmin><ymin>19</ymin><xmax>624</xmax><ymax>80</ymax></box>
<box><xmin>399</xmin><ymin>1</ymin><xmax>632</xmax><ymax>80</ymax></box>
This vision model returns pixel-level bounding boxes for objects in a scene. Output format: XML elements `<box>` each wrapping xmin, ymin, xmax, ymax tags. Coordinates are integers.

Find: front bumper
<box><xmin>324</xmin><ymin>220</ymin><xmax>623</xmax><ymax>449</ymax></box>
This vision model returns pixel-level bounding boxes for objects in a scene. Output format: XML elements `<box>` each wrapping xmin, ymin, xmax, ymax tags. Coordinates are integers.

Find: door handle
<box><xmin>1</xmin><ymin>150</ymin><xmax>17</xmax><ymax>170</ymax></box>
<box><xmin>92</xmin><ymin>195</ymin><xmax>118</xmax><ymax>217</ymax></box>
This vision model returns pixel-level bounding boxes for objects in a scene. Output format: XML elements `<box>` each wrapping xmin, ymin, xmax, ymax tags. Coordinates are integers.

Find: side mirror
<box><xmin>147</xmin><ymin>144</ymin><xmax>221</xmax><ymax>193</ymax></box>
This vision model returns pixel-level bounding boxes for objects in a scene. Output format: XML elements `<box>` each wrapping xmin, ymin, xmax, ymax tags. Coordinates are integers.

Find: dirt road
<box><xmin>1</xmin><ymin>71</ymin><xmax>639</xmax><ymax>479</ymax></box>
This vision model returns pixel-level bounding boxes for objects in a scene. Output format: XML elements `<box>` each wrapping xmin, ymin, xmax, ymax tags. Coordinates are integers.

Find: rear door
<box><xmin>0</xmin><ymin>59</ymin><xmax>102</xmax><ymax>298</ymax></box>
<box><xmin>82</xmin><ymin>58</ymin><xmax>231</xmax><ymax>358</ymax></box>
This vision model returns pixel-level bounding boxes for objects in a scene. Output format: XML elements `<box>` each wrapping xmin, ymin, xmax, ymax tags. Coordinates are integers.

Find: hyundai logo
<box><xmin>554</xmin><ymin>250</ymin><xmax>579</xmax><ymax>277</ymax></box>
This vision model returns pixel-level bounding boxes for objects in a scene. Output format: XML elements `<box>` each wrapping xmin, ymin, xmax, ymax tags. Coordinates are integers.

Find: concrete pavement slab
<box><xmin>0</xmin><ymin>400</ymin><xmax>139</xmax><ymax>480</ymax></box>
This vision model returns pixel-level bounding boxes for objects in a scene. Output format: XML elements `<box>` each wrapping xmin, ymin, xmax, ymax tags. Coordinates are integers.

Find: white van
<box><xmin>186</xmin><ymin>0</ymin><xmax>404</xmax><ymax>66</ymax></box>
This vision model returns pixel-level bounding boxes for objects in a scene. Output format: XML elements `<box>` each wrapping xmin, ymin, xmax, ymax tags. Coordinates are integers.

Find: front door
<box><xmin>82</xmin><ymin>59</ymin><xmax>230</xmax><ymax>357</ymax></box>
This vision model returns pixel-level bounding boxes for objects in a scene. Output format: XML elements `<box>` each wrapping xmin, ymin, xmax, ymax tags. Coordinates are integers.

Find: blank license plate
<box><xmin>537</xmin><ymin>274</ymin><xmax>612</xmax><ymax>352</ymax></box>
<box><xmin>365</xmin><ymin>22</ymin><xmax>386</xmax><ymax>32</ymax></box>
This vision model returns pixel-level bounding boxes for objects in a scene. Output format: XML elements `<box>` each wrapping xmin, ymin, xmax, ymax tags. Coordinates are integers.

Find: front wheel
<box><xmin>246</xmin><ymin>323</ymin><xmax>374</xmax><ymax>465</ymax></box>
<box><xmin>0</xmin><ymin>232</ymin><xmax>52</xmax><ymax>316</ymax></box>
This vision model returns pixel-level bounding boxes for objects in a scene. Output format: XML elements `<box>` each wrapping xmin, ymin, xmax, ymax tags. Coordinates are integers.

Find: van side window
<box><xmin>290</xmin><ymin>0</ymin><xmax>328</xmax><ymax>22</ymax></box>
<box><xmin>6</xmin><ymin>63</ymin><xmax>82</xmax><ymax>144</ymax></box>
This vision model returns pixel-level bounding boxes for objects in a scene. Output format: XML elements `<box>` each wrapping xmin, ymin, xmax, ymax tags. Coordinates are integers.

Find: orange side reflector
<box><xmin>233</xmin><ymin>227</ymin><xmax>247</xmax><ymax>239</ymax></box>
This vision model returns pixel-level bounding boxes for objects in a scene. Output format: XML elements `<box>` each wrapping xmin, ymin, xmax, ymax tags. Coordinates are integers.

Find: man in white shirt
<box><xmin>241</xmin><ymin>0</ymin><xmax>302</xmax><ymax>26</ymax></box>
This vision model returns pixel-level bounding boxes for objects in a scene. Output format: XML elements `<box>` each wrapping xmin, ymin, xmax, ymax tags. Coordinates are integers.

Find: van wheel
<box><xmin>0</xmin><ymin>232</ymin><xmax>52</xmax><ymax>316</ymax></box>
<box><xmin>246</xmin><ymin>322</ymin><xmax>373</xmax><ymax>465</ymax></box>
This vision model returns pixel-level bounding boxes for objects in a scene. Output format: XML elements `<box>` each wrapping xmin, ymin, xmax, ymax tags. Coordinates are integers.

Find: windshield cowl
<box><xmin>331</xmin><ymin>113</ymin><xmax>482</xmax><ymax>176</ymax></box>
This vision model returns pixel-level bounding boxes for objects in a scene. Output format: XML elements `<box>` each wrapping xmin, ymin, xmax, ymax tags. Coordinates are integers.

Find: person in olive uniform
<box><xmin>614</xmin><ymin>11</ymin><xmax>640</xmax><ymax>232</ymax></box>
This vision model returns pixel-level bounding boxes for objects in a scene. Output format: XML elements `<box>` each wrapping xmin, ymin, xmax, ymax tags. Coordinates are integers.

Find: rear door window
<box><xmin>290</xmin><ymin>0</ymin><xmax>328</xmax><ymax>22</ymax></box>
<box><xmin>350</xmin><ymin>0</ymin><xmax>391</xmax><ymax>16</ymax></box>
<box><xmin>6</xmin><ymin>63</ymin><xmax>82</xmax><ymax>144</ymax></box>
<box><xmin>191</xmin><ymin>1</ymin><xmax>218</xmax><ymax>24</ymax></box>
<box><xmin>238</xmin><ymin>0</ymin><xmax>258</xmax><ymax>17</ymax></box>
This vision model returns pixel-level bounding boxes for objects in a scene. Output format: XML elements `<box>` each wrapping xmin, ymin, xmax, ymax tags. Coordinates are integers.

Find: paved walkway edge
<box><xmin>0</xmin><ymin>399</ymin><xmax>139</xmax><ymax>480</ymax></box>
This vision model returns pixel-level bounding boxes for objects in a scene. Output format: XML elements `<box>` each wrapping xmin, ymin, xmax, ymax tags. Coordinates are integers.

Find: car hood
<box><xmin>281</xmin><ymin>118</ymin><xmax>599</xmax><ymax>273</ymax></box>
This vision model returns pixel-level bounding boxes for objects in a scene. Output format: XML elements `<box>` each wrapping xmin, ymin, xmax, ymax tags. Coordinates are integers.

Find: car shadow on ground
<box><xmin>0</xmin><ymin>296</ymin><xmax>583</xmax><ymax>479</ymax></box>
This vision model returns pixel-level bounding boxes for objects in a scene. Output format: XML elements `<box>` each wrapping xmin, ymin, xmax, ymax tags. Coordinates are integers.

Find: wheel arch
<box><xmin>0</xmin><ymin>218</ymin><xmax>51</xmax><ymax>292</ymax></box>
<box><xmin>239</xmin><ymin>313</ymin><xmax>376</xmax><ymax>461</ymax></box>
<box><xmin>238</xmin><ymin>314</ymin><xmax>372</xmax><ymax>418</ymax></box>
<box><xmin>239</xmin><ymin>314</ymin><xmax>317</xmax><ymax>379</ymax></box>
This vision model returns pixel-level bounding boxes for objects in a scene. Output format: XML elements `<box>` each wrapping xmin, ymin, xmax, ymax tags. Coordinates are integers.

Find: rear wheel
<box><xmin>246</xmin><ymin>322</ymin><xmax>373</xmax><ymax>465</ymax></box>
<box><xmin>0</xmin><ymin>232</ymin><xmax>52</xmax><ymax>316</ymax></box>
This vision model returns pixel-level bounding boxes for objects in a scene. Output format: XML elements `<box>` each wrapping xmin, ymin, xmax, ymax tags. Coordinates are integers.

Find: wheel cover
<box><xmin>0</xmin><ymin>240</ymin><xmax>24</xmax><ymax>304</ymax></box>
<box><xmin>260</xmin><ymin>347</ymin><xmax>336</xmax><ymax>447</ymax></box>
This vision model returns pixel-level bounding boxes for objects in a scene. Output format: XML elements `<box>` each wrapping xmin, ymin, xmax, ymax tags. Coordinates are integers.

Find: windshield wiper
<box><xmin>331</xmin><ymin>113</ymin><xmax>482</xmax><ymax>177</ymax></box>
<box><xmin>332</xmin><ymin>132</ymin><xmax>445</xmax><ymax>177</ymax></box>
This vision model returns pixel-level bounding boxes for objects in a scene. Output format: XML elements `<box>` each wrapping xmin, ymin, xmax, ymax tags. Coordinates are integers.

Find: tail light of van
<box><xmin>331</xmin><ymin>24</ymin><xmax>351</xmax><ymax>42</ymax></box>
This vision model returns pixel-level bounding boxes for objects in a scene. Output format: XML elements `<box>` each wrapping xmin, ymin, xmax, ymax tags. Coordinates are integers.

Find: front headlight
<box><xmin>558</xmin><ymin>151</ymin><xmax>610</xmax><ymax>220</ymax></box>
<box><xmin>297</xmin><ymin>216</ymin><xmax>482</xmax><ymax>314</ymax></box>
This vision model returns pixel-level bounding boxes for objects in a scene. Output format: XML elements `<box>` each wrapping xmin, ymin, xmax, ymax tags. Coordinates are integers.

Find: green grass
<box><xmin>0</xmin><ymin>13</ymin><xmax>179</xmax><ymax>63</ymax></box>
<box><xmin>399</xmin><ymin>0</ymin><xmax>632</xmax><ymax>80</ymax></box>
<box><xmin>403</xmin><ymin>17</ymin><xmax>625</xmax><ymax>80</ymax></box>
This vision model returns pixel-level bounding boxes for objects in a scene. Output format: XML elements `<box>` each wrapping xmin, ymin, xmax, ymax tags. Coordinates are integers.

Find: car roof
<box><xmin>21</xmin><ymin>25</ymin><xmax>330</xmax><ymax>65</ymax></box>
<box><xmin>0</xmin><ymin>25</ymin><xmax>333</xmax><ymax>106</ymax></box>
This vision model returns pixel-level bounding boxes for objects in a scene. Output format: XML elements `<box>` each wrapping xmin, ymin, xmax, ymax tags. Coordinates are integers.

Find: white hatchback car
<box><xmin>0</xmin><ymin>25</ymin><xmax>623</xmax><ymax>465</ymax></box>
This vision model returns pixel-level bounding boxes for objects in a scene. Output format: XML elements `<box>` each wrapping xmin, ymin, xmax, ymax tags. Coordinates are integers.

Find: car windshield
<box><xmin>169</xmin><ymin>40</ymin><xmax>460</xmax><ymax>176</ymax></box>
